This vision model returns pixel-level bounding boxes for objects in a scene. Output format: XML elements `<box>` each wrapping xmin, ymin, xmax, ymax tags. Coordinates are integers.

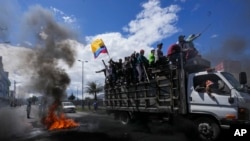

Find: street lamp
<box><xmin>78</xmin><ymin>60</ymin><xmax>88</xmax><ymax>109</ymax></box>
<box><xmin>14</xmin><ymin>80</ymin><xmax>21</xmax><ymax>98</ymax></box>
<box><xmin>12</xmin><ymin>80</ymin><xmax>21</xmax><ymax>107</ymax></box>
<box><xmin>76</xmin><ymin>86</ymin><xmax>78</xmax><ymax>101</ymax></box>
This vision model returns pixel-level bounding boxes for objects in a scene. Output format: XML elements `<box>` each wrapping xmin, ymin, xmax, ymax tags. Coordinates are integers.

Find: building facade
<box><xmin>0</xmin><ymin>56</ymin><xmax>11</xmax><ymax>99</ymax></box>
<box><xmin>215</xmin><ymin>59</ymin><xmax>250</xmax><ymax>85</ymax></box>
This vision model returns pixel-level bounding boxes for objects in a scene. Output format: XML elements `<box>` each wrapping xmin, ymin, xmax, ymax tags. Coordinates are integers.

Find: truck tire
<box><xmin>195</xmin><ymin>117</ymin><xmax>220</xmax><ymax>141</ymax></box>
<box><xmin>120</xmin><ymin>112</ymin><xmax>131</xmax><ymax>125</ymax></box>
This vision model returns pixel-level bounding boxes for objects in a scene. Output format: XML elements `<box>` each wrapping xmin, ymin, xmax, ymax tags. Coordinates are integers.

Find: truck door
<box><xmin>188</xmin><ymin>73</ymin><xmax>238</xmax><ymax>118</ymax></box>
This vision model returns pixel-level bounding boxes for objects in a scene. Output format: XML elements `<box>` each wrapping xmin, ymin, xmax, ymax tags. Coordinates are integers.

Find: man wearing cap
<box><xmin>176</xmin><ymin>34</ymin><xmax>200</xmax><ymax>62</ymax></box>
<box><xmin>177</xmin><ymin>35</ymin><xmax>188</xmax><ymax>50</ymax></box>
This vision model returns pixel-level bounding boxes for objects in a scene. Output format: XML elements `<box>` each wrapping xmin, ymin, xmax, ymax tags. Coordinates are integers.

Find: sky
<box><xmin>0</xmin><ymin>0</ymin><xmax>250</xmax><ymax>99</ymax></box>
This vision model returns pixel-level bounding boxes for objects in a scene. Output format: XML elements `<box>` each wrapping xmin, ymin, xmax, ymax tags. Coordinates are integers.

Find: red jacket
<box><xmin>167</xmin><ymin>44</ymin><xmax>181</xmax><ymax>56</ymax></box>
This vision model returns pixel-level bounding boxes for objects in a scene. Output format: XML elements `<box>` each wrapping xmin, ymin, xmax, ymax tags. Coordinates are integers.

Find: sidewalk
<box><xmin>0</xmin><ymin>105</ymin><xmax>40</xmax><ymax>139</ymax></box>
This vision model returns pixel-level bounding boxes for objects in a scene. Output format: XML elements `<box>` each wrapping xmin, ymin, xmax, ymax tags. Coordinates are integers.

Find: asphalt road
<box><xmin>2</xmin><ymin>105</ymin><xmax>248</xmax><ymax>141</ymax></box>
<box><xmin>0</xmin><ymin>105</ymin><xmax>202</xmax><ymax>141</ymax></box>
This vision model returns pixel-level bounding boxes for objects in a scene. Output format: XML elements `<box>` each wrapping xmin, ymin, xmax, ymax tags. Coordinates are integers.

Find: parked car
<box><xmin>61</xmin><ymin>101</ymin><xmax>76</xmax><ymax>113</ymax></box>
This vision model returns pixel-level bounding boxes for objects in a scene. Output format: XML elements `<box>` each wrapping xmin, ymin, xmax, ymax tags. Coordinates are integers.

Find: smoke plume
<box><xmin>20</xmin><ymin>5</ymin><xmax>77</xmax><ymax>103</ymax></box>
<box><xmin>203</xmin><ymin>0</ymin><xmax>250</xmax><ymax>77</ymax></box>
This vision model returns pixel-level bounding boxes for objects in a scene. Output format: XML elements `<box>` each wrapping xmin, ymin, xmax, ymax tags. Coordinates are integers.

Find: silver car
<box><xmin>62</xmin><ymin>101</ymin><xmax>76</xmax><ymax>113</ymax></box>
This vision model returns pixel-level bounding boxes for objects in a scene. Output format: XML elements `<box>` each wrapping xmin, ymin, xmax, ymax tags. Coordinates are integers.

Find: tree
<box><xmin>85</xmin><ymin>81</ymin><xmax>103</xmax><ymax>100</ymax></box>
<box><xmin>31</xmin><ymin>96</ymin><xmax>38</xmax><ymax>104</ymax></box>
<box><xmin>68</xmin><ymin>93</ymin><xmax>76</xmax><ymax>101</ymax></box>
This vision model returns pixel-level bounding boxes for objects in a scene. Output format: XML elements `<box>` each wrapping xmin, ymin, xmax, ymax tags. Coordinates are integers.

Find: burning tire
<box><xmin>195</xmin><ymin>117</ymin><xmax>220</xmax><ymax>141</ymax></box>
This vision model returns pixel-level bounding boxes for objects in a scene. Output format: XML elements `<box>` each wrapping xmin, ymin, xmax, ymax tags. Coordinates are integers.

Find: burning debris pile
<box><xmin>42</xmin><ymin>101</ymin><xmax>79</xmax><ymax>130</ymax></box>
<box><xmin>21</xmin><ymin>5</ymin><xmax>80</xmax><ymax>130</ymax></box>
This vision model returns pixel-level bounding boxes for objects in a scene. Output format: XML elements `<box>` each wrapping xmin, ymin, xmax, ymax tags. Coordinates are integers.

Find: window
<box><xmin>193</xmin><ymin>74</ymin><xmax>230</xmax><ymax>95</ymax></box>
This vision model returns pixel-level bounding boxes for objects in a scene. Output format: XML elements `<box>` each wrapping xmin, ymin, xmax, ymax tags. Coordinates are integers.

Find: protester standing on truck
<box><xmin>123</xmin><ymin>56</ymin><xmax>133</xmax><ymax>85</ymax></box>
<box><xmin>167</xmin><ymin>43</ymin><xmax>181</xmax><ymax>64</ymax></box>
<box><xmin>177</xmin><ymin>35</ymin><xmax>188</xmax><ymax>49</ymax></box>
<box><xmin>154</xmin><ymin>43</ymin><xmax>164</xmax><ymax>67</ymax></box>
<box><xmin>136</xmin><ymin>49</ymin><xmax>149</xmax><ymax>83</ymax></box>
<box><xmin>148</xmin><ymin>49</ymin><xmax>155</xmax><ymax>67</ymax></box>
<box><xmin>185</xmin><ymin>33</ymin><xmax>201</xmax><ymax>60</ymax></box>
<box><xmin>176</xmin><ymin>35</ymin><xmax>189</xmax><ymax>64</ymax></box>
<box><xmin>131</xmin><ymin>52</ymin><xmax>139</xmax><ymax>83</ymax></box>
<box><xmin>176</xmin><ymin>34</ymin><xmax>202</xmax><ymax>61</ymax></box>
<box><xmin>96</xmin><ymin>62</ymin><xmax>113</xmax><ymax>85</ymax></box>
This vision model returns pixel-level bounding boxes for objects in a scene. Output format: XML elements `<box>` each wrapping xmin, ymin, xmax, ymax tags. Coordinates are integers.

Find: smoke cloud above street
<box><xmin>203</xmin><ymin>0</ymin><xmax>250</xmax><ymax>73</ymax></box>
<box><xmin>20</xmin><ymin>5</ymin><xmax>78</xmax><ymax>102</ymax></box>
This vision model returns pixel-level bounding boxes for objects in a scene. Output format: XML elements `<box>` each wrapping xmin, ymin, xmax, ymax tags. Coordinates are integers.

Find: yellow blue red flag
<box><xmin>91</xmin><ymin>39</ymin><xmax>109</xmax><ymax>59</ymax></box>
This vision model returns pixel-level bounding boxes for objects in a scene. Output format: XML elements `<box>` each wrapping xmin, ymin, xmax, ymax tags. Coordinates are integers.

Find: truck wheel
<box><xmin>195</xmin><ymin>117</ymin><xmax>220</xmax><ymax>141</ymax></box>
<box><xmin>120</xmin><ymin>112</ymin><xmax>131</xmax><ymax>125</ymax></box>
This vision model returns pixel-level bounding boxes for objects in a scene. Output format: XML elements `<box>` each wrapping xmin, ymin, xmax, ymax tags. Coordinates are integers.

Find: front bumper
<box><xmin>63</xmin><ymin>108</ymin><xmax>76</xmax><ymax>113</ymax></box>
<box><xmin>220</xmin><ymin>119</ymin><xmax>250</xmax><ymax>129</ymax></box>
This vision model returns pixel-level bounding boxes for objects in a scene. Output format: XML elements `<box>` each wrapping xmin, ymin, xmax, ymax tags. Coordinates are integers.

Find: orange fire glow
<box><xmin>42</xmin><ymin>102</ymin><xmax>79</xmax><ymax>130</ymax></box>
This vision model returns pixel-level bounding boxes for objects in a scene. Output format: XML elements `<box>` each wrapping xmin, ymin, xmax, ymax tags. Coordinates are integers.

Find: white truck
<box><xmin>103</xmin><ymin>55</ymin><xmax>250</xmax><ymax>141</ymax></box>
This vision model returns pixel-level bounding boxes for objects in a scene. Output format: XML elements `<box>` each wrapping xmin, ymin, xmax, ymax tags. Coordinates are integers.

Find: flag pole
<box><xmin>107</xmin><ymin>52</ymin><xmax>111</xmax><ymax>60</ymax></box>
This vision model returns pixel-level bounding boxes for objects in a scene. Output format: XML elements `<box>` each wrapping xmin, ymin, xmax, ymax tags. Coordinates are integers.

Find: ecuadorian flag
<box><xmin>91</xmin><ymin>39</ymin><xmax>109</xmax><ymax>59</ymax></box>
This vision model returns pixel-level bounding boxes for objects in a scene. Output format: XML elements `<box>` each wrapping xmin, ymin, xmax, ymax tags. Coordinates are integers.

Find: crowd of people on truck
<box><xmin>96</xmin><ymin>33</ymin><xmax>202</xmax><ymax>86</ymax></box>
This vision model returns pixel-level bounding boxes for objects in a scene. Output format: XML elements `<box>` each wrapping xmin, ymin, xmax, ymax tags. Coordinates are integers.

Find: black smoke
<box><xmin>20</xmin><ymin>5</ymin><xmax>78</xmax><ymax>104</ymax></box>
<box><xmin>203</xmin><ymin>0</ymin><xmax>250</xmax><ymax>79</ymax></box>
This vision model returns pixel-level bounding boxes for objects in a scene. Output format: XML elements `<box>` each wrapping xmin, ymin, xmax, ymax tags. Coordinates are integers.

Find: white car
<box><xmin>61</xmin><ymin>101</ymin><xmax>76</xmax><ymax>113</ymax></box>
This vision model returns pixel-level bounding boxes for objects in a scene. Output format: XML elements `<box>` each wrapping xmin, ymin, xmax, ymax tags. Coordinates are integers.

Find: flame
<box><xmin>42</xmin><ymin>101</ymin><xmax>79</xmax><ymax>130</ymax></box>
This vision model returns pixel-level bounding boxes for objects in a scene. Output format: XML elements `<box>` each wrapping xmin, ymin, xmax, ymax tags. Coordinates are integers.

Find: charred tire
<box><xmin>120</xmin><ymin>112</ymin><xmax>131</xmax><ymax>125</ymax></box>
<box><xmin>195</xmin><ymin>117</ymin><xmax>220</xmax><ymax>141</ymax></box>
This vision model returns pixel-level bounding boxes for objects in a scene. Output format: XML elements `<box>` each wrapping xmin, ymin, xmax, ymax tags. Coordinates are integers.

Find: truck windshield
<box><xmin>221</xmin><ymin>72</ymin><xmax>243</xmax><ymax>92</ymax></box>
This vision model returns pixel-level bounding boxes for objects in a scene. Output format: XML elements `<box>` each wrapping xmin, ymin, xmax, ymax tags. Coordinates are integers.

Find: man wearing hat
<box><xmin>176</xmin><ymin>34</ymin><xmax>197</xmax><ymax>62</ymax></box>
<box><xmin>177</xmin><ymin>35</ymin><xmax>187</xmax><ymax>49</ymax></box>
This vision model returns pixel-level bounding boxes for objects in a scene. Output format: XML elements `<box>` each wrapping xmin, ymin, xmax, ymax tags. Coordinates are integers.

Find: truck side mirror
<box><xmin>239</xmin><ymin>72</ymin><xmax>247</xmax><ymax>85</ymax></box>
<box><xmin>228</xmin><ymin>97</ymin><xmax>234</xmax><ymax>104</ymax></box>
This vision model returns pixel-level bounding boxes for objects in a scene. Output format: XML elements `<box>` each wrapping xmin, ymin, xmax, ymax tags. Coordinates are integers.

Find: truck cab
<box><xmin>187</xmin><ymin>69</ymin><xmax>250</xmax><ymax>140</ymax></box>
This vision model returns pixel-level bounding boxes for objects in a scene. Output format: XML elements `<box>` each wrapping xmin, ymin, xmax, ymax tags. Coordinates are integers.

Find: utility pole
<box><xmin>76</xmin><ymin>86</ymin><xmax>78</xmax><ymax>106</ymax></box>
<box><xmin>78</xmin><ymin>60</ymin><xmax>88</xmax><ymax>110</ymax></box>
<box><xmin>14</xmin><ymin>80</ymin><xmax>17</xmax><ymax>98</ymax></box>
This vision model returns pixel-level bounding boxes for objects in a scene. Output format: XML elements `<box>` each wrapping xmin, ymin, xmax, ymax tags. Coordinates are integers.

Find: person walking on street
<box><xmin>93</xmin><ymin>101</ymin><xmax>98</xmax><ymax>112</ymax></box>
<box><xmin>26</xmin><ymin>100</ymin><xmax>32</xmax><ymax>119</ymax></box>
<box><xmin>88</xmin><ymin>100</ymin><xmax>91</xmax><ymax>110</ymax></box>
